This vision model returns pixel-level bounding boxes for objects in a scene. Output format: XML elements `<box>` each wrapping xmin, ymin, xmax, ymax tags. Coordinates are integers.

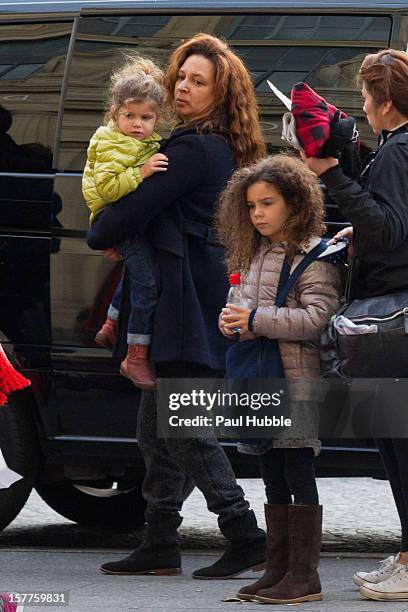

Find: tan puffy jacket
<box><xmin>222</xmin><ymin>237</ymin><xmax>342</xmax><ymax>397</ymax></box>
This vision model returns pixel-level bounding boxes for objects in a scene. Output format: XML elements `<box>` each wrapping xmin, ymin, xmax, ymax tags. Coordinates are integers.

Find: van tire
<box><xmin>0</xmin><ymin>393</ymin><xmax>39</xmax><ymax>531</ymax></box>
<box><xmin>35</xmin><ymin>477</ymin><xmax>195</xmax><ymax>528</ymax></box>
<box><xmin>35</xmin><ymin>479</ymin><xmax>147</xmax><ymax>527</ymax></box>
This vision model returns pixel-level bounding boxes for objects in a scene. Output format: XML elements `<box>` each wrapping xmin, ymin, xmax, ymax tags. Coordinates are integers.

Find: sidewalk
<box><xmin>0</xmin><ymin>548</ymin><xmax>405</xmax><ymax>611</ymax></box>
<box><xmin>0</xmin><ymin>478</ymin><xmax>405</xmax><ymax>610</ymax></box>
<box><xmin>180</xmin><ymin>477</ymin><xmax>401</xmax><ymax>554</ymax></box>
<box><xmin>0</xmin><ymin>478</ymin><xmax>401</xmax><ymax>553</ymax></box>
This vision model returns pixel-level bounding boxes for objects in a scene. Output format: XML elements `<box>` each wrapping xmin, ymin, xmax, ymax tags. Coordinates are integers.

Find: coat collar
<box><xmin>169</xmin><ymin>123</ymin><xmax>225</xmax><ymax>140</ymax></box>
<box><xmin>105</xmin><ymin>121</ymin><xmax>162</xmax><ymax>144</ymax></box>
<box><xmin>380</xmin><ymin>120</ymin><xmax>408</xmax><ymax>144</ymax></box>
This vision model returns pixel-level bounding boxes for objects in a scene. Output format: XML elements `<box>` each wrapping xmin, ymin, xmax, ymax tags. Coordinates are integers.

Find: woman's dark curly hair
<box><xmin>215</xmin><ymin>154</ymin><xmax>326</xmax><ymax>274</ymax></box>
<box><xmin>164</xmin><ymin>33</ymin><xmax>266</xmax><ymax>166</ymax></box>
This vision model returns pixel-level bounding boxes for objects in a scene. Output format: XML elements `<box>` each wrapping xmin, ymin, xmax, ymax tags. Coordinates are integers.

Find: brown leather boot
<box><xmin>95</xmin><ymin>317</ymin><xmax>117</xmax><ymax>349</ymax></box>
<box><xmin>237</xmin><ymin>504</ymin><xmax>289</xmax><ymax>601</ymax></box>
<box><xmin>254</xmin><ymin>504</ymin><xmax>323</xmax><ymax>604</ymax></box>
<box><xmin>120</xmin><ymin>344</ymin><xmax>156</xmax><ymax>390</ymax></box>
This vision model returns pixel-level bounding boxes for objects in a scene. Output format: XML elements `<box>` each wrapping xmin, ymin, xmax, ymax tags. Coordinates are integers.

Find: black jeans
<box><xmin>136</xmin><ymin>361</ymin><xmax>251</xmax><ymax>529</ymax></box>
<box><xmin>259</xmin><ymin>447</ymin><xmax>319</xmax><ymax>505</ymax></box>
<box><xmin>376</xmin><ymin>438</ymin><xmax>408</xmax><ymax>551</ymax></box>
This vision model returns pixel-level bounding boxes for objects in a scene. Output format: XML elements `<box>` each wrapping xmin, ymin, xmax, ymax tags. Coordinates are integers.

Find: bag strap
<box><xmin>275</xmin><ymin>239</ymin><xmax>327</xmax><ymax>308</ymax></box>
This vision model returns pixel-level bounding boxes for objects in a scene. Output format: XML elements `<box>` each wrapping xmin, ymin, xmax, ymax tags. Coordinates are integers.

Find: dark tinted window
<box><xmin>59</xmin><ymin>13</ymin><xmax>391</xmax><ymax>172</ymax></box>
<box><xmin>0</xmin><ymin>22</ymin><xmax>72</xmax><ymax>173</ymax></box>
<box><xmin>224</xmin><ymin>14</ymin><xmax>390</xmax><ymax>41</ymax></box>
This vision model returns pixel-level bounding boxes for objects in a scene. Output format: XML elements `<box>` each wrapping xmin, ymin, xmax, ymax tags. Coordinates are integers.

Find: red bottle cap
<box><xmin>229</xmin><ymin>273</ymin><xmax>241</xmax><ymax>285</ymax></box>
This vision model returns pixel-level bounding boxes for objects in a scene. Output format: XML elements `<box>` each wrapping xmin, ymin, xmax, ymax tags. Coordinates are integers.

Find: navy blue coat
<box><xmin>87</xmin><ymin>126</ymin><xmax>234</xmax><ymax>370</ymax></box>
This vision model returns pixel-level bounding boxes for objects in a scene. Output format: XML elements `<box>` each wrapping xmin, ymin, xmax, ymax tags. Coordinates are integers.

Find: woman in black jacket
<box><xmin>88</xmin><ymin>33</ymin><xmax>268</xmax><ymax>579</ymax></box>
<box><xmin>303</xmin><ymin>49</ymin><xmax>408</xmax><ymax>602</ymax></box>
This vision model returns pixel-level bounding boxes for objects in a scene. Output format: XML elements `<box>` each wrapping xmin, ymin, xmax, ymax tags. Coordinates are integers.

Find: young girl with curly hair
<box><xmin>217</xmin><ymin>154</ymin><xmax>345</xmax><ymax>604</ymax></box>
<box><xmin>83</xmin><ymin>55</ymin><xmax>167</xmax><ymax>389</ymax></box>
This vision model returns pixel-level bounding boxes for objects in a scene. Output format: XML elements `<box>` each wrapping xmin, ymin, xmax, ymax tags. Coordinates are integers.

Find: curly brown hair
<box><xmin>164</xmin><ymin>33</ymin><xmax>266</xmax><ymax>166</ymax></box>
<box><xmin>215</xmin><ymin>154</ymin><xmax>326</xmax><ymax>274</ymax></box>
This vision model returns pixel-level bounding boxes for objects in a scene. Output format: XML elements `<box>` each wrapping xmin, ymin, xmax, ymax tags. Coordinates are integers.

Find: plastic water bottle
<box><xmin>227</xmin><ymin>273</ymin><xmax>243</xmax><ymax>308</ymax></box>
<box><xmin>227</xmin><ymin>273</ymin><xmax>252</xmax><ymax>333</ymax></box>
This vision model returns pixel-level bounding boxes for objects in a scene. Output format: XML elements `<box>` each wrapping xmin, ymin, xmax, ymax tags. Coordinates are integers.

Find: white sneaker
<box><xmin>353</xmin><ymin>554</ymin><xmax>401</xmax><ymax>587</ymax></box>
<box><xmin>360</xmin><ymin>564</ymin><xmax>408</xmax><ymax>601</ymax></box>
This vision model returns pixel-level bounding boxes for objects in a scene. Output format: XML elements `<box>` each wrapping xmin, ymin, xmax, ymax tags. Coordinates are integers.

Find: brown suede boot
<box><xmin>237</xmin><ymin>504</ymin><xmax>289</xmax><ymax>601</ymax></box>
<box><xmin>254</xmin><ymin>504</ymin><xmax>323</xmax><ymax>604</ymax></box>
<box><xmin>120</xmin><ymin>344</ymin><xmax>156</xmax><ymax>390</ymax></box>
<box><xmin>95</xmin><ymin>317</ymin><xmax>117</xmax><ymax>349</ymax></box>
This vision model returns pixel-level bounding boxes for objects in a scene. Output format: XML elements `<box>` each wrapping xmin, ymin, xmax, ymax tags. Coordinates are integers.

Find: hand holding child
<box><xmin>100</xmin><ymin>248</ymin><xmax>122</xmax><ymax>262</ymax></box>
<box><xmin>140</xmin><ymin>153</ymin><xmax>168</xmax><ymax>179</ymax></box>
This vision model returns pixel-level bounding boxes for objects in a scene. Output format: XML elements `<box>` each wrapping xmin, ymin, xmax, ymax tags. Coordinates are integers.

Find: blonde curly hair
<box><xmin>215</xmin><ymin>154</ymin><xmax>326</xmax><ymax>274</ymax></box>
<box><xmin>105</xmin><ymin>53</ymin><xmax>164</xmax><ymax>124</ymax></box>
<box><xmin>164</xmin><ymin>33</ymin><xmax>266</xmax><ymax>166</ymax></box>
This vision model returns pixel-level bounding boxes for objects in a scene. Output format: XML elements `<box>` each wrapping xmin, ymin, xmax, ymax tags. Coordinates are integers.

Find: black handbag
<box><xmin>320</xmin><ymin>290</ymin><xmax>408</xmax><ymax>378</ymax></box>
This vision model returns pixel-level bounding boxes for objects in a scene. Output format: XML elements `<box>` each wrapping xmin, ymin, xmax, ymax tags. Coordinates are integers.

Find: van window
<box><xmin>59</xmin><ymin>12</ymin><xmax>391</xmax><ymax>172</ymax></box>
<box><xmin>0</xmin><ymin>22</ymin><xmax>72</xmax><ymax>174</ymax></box>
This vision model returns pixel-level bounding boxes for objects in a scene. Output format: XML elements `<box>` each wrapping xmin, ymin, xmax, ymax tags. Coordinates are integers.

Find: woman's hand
<box><xmin>99</xmin><ymin>248</ymin><xmax>122</xmax><ymax>261</ymax></box>
<box><xmin>300</xmin><ymin>151</ymin><xmax>339</xmax><ymax>176</ymax></box>
<box><xmin>140</xmin><ymin>153</ymin><xmax>168</xmax><ymax>179</ymax></box>
<box><xmin>221</xmin><ymin>304</ymin><xmax>251</xmax><ymax>335</ymax></box>
<box><xmin>328</xmin><ymin>226</ymin><xmax>354</xmax><ymax>258</ymax></box>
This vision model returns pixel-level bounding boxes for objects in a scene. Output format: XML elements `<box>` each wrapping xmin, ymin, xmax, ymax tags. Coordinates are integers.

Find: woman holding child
<box><xmin>87</xmin><ymin>33</ymin><xmax>268</xmax><ymax>579</ymax></box>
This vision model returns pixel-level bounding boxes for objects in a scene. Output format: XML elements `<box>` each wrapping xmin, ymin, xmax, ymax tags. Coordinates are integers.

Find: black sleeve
<box><xmin>320</xmin><ymin>142</ymin><xmax>408</xmax><ymax>251</ymax></box>
<box><xmin>87</xmin><ymin>134</ymin><xmax>207</xmax><ymax>250</ymax></box>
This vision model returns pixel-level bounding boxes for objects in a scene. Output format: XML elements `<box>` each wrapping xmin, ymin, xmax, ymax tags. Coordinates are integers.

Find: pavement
<box><xmin>2</xmin><ymin>549</ymin><xmax>408</xmax><ymax>612</ymax></box>
<box><xmin>0</xmin><ymin>478</ymin><xmax>400</xmax><ymax>553</ymax></box>
<box><xmin>0</xmin><ymin>478</ymin><xmax>405</xmax><ymax>610</ymax></box>
<box><xmin>182</xmin><ymin>477</ymin><xmax>402</xmax><ymax>553</ymax></box>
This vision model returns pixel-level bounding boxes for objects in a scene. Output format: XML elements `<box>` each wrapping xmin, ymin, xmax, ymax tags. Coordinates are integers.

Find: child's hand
<box><xmin>140</xmin><ymin>154</ymin><xmax>168</xmax><ymax>179</ymax></box>
<box><xmin>100</xmin><ymin>248</ymin><xmax>122</xmax><ymax>262</ymax></box>
<box><xmin>222</xmin><ymin>304</ymin><xmax>251</xmax><ymax>334</ymax></box>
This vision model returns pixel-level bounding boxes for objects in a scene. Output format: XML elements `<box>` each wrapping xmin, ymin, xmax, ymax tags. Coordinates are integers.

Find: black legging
<box><xmin>376</xmin><ymin>438</ymin><xmax>408</xmax><ymax>551</ymax></box>
<box><xmin>259</xmin><ymin>447</ymin><xmax>319</xmax><ymax>505</ymax></box>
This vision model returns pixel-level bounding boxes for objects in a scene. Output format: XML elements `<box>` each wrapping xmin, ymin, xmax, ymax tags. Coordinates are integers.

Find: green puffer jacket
<box><xmin>82</xmin><ymin>123</ymin><xmax>161</xmax><ymax>224</ymax></box>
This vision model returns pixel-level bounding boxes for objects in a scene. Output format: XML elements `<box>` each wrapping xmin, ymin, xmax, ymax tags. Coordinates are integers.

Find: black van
<box><xmin>0</xmin><ymin>0</ymin><xmax>403</xmax><ymax>532</ymax></box>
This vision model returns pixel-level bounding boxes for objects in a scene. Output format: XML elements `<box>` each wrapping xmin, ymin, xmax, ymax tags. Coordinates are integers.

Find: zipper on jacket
<box><xmin>351</xmin><ymin>307</ymin><xmax>408</xmax><ymax>324</ymax></box>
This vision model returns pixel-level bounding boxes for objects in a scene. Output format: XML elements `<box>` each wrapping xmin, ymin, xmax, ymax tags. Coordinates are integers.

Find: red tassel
<box><xmin>0</xmin><ymin>345</ymin><xmax>31</xmax><ymax>406</ymax></box>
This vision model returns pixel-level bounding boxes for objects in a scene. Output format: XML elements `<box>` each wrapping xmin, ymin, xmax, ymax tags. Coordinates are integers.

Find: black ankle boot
<box><xmin>192</xmin><ymin>510</ymin><xmax>266</xmax><ymax>579</ymax></box>
<box><xmin>100</xmin><ymin>513</ymin><xmax>182</xmax><ymax>576</ymax></box>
